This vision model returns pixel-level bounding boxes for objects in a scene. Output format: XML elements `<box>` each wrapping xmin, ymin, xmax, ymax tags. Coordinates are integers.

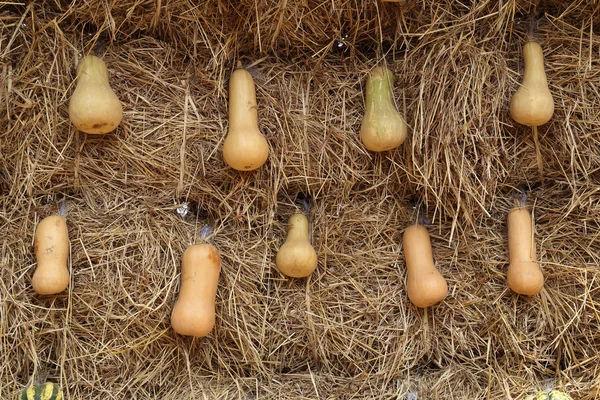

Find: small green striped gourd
<box><xmin>533</xmin><ymin>390</ymin><xmax>572</xmax><ymax>400</ymax></box>
<box><xmin>19</xmin><ymin>383</ymin><xmax>63</xmax><ymax>400</ymax></box>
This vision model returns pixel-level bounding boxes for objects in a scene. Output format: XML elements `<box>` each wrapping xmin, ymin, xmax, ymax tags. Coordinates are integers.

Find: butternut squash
<box><xmin>402</xmin><ymin>224</ymin><xmax>448</xmax><ymax>308</ymax></box>
<box><xmin>32</xmin><ymin>215</ymin><xmax>69</xmax><ymax>295</ymax></box>
<box><xmin>509</xmin><ymin>40</ymin><xmax>554</xmax><ymax>178</ymax></box>
<box><xmin>222</xmin><ymin>68</ymin><xmax>269</xmax><ymax>171</ymax></box>
<box><xmin>507</xmin><ymin>207</ymin><xmax>544</xmax><ymax>296</ymax></box>
<box><xmin>68</xmin><ymin>55</ymin><xmax>123</xmax><ymax>134</ymax></box>
<box><xmin>509</xmin><ymin>41</ymin><xmax>554</xmax><ymax>127</ymax></box>
<box><xmin>360</xmin><ymin>65</ymin><xmax>407</xmax><ymax>152</ymax></box>
<box><xmin>276</xmin><ymin>214</ymin><xmax>318</xmax><ymax>278</ymax></box>
<box><xmin>171</xmin><ymin>244</ymin><xmax>221</xmax><ymax>337</ymax></box>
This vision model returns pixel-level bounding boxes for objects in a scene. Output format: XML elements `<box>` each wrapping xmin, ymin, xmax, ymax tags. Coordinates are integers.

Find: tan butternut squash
<box><xmin>32</xmin><ymin>215</ymin><xmax>69</xmax><ymax>295</ymax></box>
<box><xmin>171</xmin><ymin>244</ymin><xmax>221</xmax><ymax>337</ymax></box>
<box><xmin>402</xmin><ymin>224</ymin><xmax>448</xmax><ymax>308</ymax></box>
<box><xmin>68</xmin><ymin>55</ymin><xmax>123</xmax><ymax>134</ymax></box>
<box><xmin>222</xmin><ymin>68</ymin><xmax>269</xmax><ymax>171</ymax></box>
<box><xmin>276</xmin><ymin>214</ymin><xmax>318</xmax><ymax>278</ymax></box>
<box><xmin>509</xmin><ymin>40</ymin><xmax>554</xmax><ymax>178</ymax></box>
<box><xmin>360</xmin><ymin>65</ymin><xmax>407</xmax><ymax>152</ymax></box>
<box><xmin>510</xmin><ymin>41</ymin><xmax>554</xmax><ymax>127</ymax></box>
<box><xmin>507</xmin><ymin>207</ymin><xmax>544</xmax><ymax>296</ymax></box>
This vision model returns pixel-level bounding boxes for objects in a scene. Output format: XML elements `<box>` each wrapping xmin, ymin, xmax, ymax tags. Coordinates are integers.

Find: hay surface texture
<box><xmin>2</xmin><ymin>0</ymin><xmax>600</xmax><ymax>398</ymax></box>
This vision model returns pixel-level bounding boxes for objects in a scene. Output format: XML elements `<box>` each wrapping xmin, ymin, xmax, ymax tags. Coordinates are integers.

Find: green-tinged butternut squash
<box><xmin>360</xmin><ymin>65</ymin><xmax>407</xmax><ymax>152</ymax></box>
<box><xmin>276</xmin><ymin>214</ymin><xmax>318</xmax><ymax>278</ymax></box>
<box><xmin>507</xmin><ymin>207</ymin><xmax>544</xmax><ymax>296</ymax></box>
<box><xmin>223</xmin><ymin>68</ymin><xmax>269</xmax><ymax>171</ymax></box>
<box><xmin>171</xmin><ymin>244</ymin><xmax>221</xmax><ymax>337</ymax></box>
<box><xmin>68</xmin><ymin>55</ymin><xmax>123</xmax><ymax>134</ymax></box>
<box><xmin>32</xmin><ymin>215</ymin><xmax>70</xmax><ymax>295</ymax></box>
<box><xmin>402</xmin><ymin>224</ymin><xmax>448</xmax><ymax>308</ymax></box>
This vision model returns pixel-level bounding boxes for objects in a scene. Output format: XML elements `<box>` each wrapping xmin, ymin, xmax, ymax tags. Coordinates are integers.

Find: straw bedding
<box><xmin>1</xmin><ymin>0</ymin><xmax>600</xmax><ymax>398</ymax></box>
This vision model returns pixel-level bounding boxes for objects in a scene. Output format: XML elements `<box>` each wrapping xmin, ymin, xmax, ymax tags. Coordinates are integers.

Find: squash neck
<box><xmin>229</xmin><ymin>112</ymin><xmax>259</xmax><ymax>130</ymax></box>
<box><xmin>77</xmin><ymin>55</ymin><xmax>110</xmax><ymax>85</ymax></box>
<box><xmin>523</xmin><ymin>41</ymin><xmax>547</xmax><ymax>85</ymax></box>
<box><xmin>365</xmin><ymin>66</ymin><xmax>395</xmax><ymax>111</ymax></box>
<box><xmin>229</xmin><ymin>69</ymin><xmax>259</xmax><ymax>129</ymax></box>
<box><xmin>287</xmin><ymin>228</ymin><xmax>308</xmax><ymax>241</ymax></box>
<box><xmin>286</xmin><ymin>216</ymin><xmax>309</xmax><ymax>241</ymax></box>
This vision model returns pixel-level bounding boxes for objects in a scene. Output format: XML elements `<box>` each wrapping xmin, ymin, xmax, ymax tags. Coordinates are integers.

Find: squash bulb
<box><xmin>276</xmin><ymin>214</ymin><xmax>318</xmax><ymax>278</ymax></box>
<box><xmin>223</xmin><ymin>68</ymin><xmax>269</xmax><ymax>171</ymax></box>
<box><xmin>360</xmin><ymin>65</ymin><xmax>407</xmax><ymax>152</ymax></box>
<box><xmin>509</xmin><ymin>41</ymin><xmax>554</xmax><ymax>127</ymax></box>
<box><xmin>68</xmin><ymin>55</ymin><xmax>123</xmax><ymax>134</ymax></box>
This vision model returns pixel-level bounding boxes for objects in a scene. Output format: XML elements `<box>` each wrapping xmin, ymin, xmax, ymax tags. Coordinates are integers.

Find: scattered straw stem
<box><xmin>532</xmin><ymin>125</ymin><xmax>544</xmax><ymax>180</ymax></box>
<box><xmin>177</xmin><ymin>79</ymin><xmax>190</xmax><ymax>198</ymax></box>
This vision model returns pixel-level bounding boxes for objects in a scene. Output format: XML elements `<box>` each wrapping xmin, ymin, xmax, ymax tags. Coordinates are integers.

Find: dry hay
<box><xmin>2</xmin><ymin>0</ymin><xmax>600</xmax><ymax>399</ymax></box>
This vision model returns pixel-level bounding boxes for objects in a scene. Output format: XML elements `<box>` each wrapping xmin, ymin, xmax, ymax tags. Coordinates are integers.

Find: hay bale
<box><xmin>1</xmin><ymin>0</ymin><xmax>599</xmax><ymax>398</ymax></box>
